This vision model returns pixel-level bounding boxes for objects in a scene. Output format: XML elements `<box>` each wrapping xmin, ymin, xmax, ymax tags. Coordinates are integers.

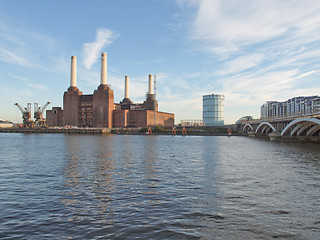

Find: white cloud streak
<box><xmin>25</xmin><ymin>83</ymin><xmax>47</xmax><ymax>91</ymax></box>
<box><xmin>0</xmin><ymin>49</ymin><xmax>33</xmax><ymax>67</ymax></box>
<box><xmin>82</xmin><ymin>28</ymin><xmax>119</xmax><ymax>69</ymax></box>
<box><xmin>183</xmin><ymin>0</ymin><xmax>320</xmax><ymax>55</ymax></box>
<box><xmin>215</xmin><ymin>53</ymin><xmax>265</xmax><ymax>75</ymax></box>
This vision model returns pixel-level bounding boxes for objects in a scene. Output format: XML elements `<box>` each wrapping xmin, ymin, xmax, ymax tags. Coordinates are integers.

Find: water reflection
<box><xmin>62</xmin><ymin>135</ymin><xmax>116</xmax><ymax>216</ymax></box>
<box><xmin>61</xmin><ymin>135</ymin><xmax>84</xmax><ymax>223</ymax></box>
<box><xmin>93</xmin><ymin>136</ymin><xmax>115</xmax><ymax>215</ymax></box>
<box><xmin>142</xmin><ymin>136</ymin><xmax>158</xmax><ymax>192</ymax></box>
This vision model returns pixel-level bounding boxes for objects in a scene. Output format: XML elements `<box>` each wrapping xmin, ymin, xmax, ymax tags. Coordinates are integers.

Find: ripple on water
<box><xmin>1</xmin><ymin>134</ymin><xmax>320</xmax><ymax>239</ymax></box>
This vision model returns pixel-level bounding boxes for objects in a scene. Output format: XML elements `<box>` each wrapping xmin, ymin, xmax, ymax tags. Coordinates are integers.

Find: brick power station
<box><xmin>46</xmin><ymin>53</ymin><xmax>174</xmax><ymax>128</ymax></box>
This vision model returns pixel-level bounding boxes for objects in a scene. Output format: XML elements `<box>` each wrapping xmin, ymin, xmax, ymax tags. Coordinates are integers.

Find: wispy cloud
<box><xmin>181</xmin><ymin>0</ymin><xmax>320</xmax><ymax>56</ymax></box>
<box><xmin>0</xmin><ymin>16</ymin><xmax>57</xmax><ymax>70</ymax></box>
<box><xmin>82</xmin><ymin>28</ymin><xmax>119</xmax><ymax>69</ymax></box>
<box><xmin>7</xmin><ymin>73</ymin><xmax>47</xmax><ymax>91</ymax></box>
<box><xmin>8</xmin><ymin>73</ymin><xmax>27</xmax><ymax>82</ymax></box>
<box><xmin>215</xmin><ymin>53</ymin><xmax>265</xmax><ymax>75</ymax></box>
<box><xmin>25</xmin><ymin>83</ymin><xmax>47</xmax><ymax>91</ymax></box>
<box><xmin>0</xmin><ymin>49</ymin><xmax>33</xmax><ymax>67</ymax></box>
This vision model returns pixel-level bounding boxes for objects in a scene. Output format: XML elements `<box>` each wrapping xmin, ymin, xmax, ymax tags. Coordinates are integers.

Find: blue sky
<box><xmin>1</xmin><ymin>0</ymin><xmax>320</xmax><ymax>124</ymax></box>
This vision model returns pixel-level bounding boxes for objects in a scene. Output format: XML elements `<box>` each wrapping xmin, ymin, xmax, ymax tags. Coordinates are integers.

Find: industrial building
<box><xmin>46</xmin><ymin>53</ymin><xmax>174</xmax><ymax>128</ymax></box>
<box><xmin>260</xmin><ymin>96</ymin><xmax>320</xmax><ymax>119</ymax></box>
<box><xmin>180</xmin><ymin>119</ymin><xmax>205</xmax><ymax>127</ymax></box>
<box><xmin>202</xmin><ymin>94</ymin><xmax>225</xmax><ymax>126</ymax></box>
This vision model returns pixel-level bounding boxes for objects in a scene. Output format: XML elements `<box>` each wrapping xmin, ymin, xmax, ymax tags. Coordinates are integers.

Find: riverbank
<box><xmin>2</xmin><ymin>128</ymin><xmax>319</xmax><ymax>142</ymax></box>
<box><xmin>0</xmin><ymin>127</ymin><xmax>241</xmax><ymax>136</ymax></box>
<box><xmin>0</xmin><ymin>127</ymin><xmax>111</xmax><ymax>134</ymax></box>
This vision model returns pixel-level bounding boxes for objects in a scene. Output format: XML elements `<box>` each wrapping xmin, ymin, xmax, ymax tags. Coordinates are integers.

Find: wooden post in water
<box><xmin>182</xmin><ymin>127</ymin><xmax>186</xmax><ymax>136</ymax></box>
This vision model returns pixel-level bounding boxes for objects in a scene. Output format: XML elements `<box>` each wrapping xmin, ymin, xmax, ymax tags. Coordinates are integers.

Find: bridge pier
<box><xmin>297</xmin><ymin>136</ymin><xmax>307</xmax><ymax>141</ymax></box>
<box><xmin>268</xmin><ymin>131</ymin><xmax>281</xmax><ymax>141</ymax></box>
<box><xmin>310</xmin><ymin>136</ymin><xmax>320</xmax><ymax>142</ymax></box>
<box><xmin>281</xmin><ymin>135</ymin><xmax>291</xmax><ymax>141</ymax></box>
<box><xmin>247</xmin><ymin>131</ymin><xmax>256</xmax><ymax>137</ymax></box>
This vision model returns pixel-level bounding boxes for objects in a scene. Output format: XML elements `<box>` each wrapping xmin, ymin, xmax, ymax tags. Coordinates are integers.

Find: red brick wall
<box><xmin>46</xmin><ymin>107</ymin><xmax>64</xmax><ymax>126</ymax></box>
<box><xmin>156</xmin><ymin>111</ymin><xmax>175</xmax><ymax>127</ymax></box>
<box><xmin>113</xmin><ymin>109</ymin><xmax>129</xmax><ymax>127</ymax></box>
<box><xmin>93</xmin><ymin>84</ymin><xmax>114</xmax><ymax>128</ymax></box>
<box><xmin>123</xmin><ymin>110</ymin><xmax>174</xmax><ymax>127</ymax></box>
<box><xmin>63</xmin><ymin>87</ymin><xmax>82</xmax><ymax>126</ymax></box>
<box><xmin>127</xmin><ymin>110</ymin><xmax>147</xmax><ymax>127</ymax></box>
<box><xmin>146</xmin><ymin>110</ymin><xmax>174</xmax><ymax>127</ymax></box>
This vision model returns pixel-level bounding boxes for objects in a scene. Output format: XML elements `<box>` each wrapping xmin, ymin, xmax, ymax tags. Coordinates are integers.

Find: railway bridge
<box><xmin>239</xmin><ymin>114</ymin><xmax>320</xmax><ymax>141</ymax></box>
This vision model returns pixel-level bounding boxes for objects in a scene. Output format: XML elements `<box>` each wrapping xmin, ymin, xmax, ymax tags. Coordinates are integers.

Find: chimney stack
<box><xmin>125</xmin><ymin>76</ymin><xmax>129</xmax><ymax>99</ymax></box>
<box><xmin>100</xmin><ymin>53</ymin><xmax>107</xmax><ymax>85</ymax></box>
<box><xmin>148</xmin><ymin>74</ymin><xmax>153</xmax><ymax>95</ymax></box>
<box><xmin>70</xmin><ymin>56</ymin><xmax>77</xmax><ymax>87</ymax></box>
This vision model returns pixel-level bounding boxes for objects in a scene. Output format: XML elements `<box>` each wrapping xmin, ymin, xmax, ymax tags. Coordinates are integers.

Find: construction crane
<box><xmin>15</xmin><ymin>103</ymin><xmax>34</xmax><ymax>128</ymax></box>
<box><xmin>34</xmin><ymin>102</ymin><xmax>50</xmax><ymax>128</ymax></box>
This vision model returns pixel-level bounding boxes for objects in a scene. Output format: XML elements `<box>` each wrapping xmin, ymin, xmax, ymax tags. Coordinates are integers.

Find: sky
<box><xmin>1</xmin><ymin>0</ymin><xmax>320</xmax><ymax>124</ymax></box>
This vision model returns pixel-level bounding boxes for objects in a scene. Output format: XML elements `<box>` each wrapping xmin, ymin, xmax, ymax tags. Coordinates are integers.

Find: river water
<box><xmin>0</xmin><ymin>133</ymin><xmax>320</xmax><ymax>239</ymax></box>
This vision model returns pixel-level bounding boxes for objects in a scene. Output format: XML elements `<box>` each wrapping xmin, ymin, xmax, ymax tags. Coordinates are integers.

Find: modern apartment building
<box><xmin>261</xmin><ymin>96</ymin><xmax>320</xmax><ymax>119</ymax></box>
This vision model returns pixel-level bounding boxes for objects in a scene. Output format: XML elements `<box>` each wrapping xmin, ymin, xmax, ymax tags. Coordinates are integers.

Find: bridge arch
<box><xmin>255</xmin><ymin>122</ymin><xmax>276</xmax><ymax>134</ymax></box>
<box><xmin>281</xmin><ymin>117</ymin><xmax>320</xmax><ymax>137</ymax></box>
<box><xmin>243</xmin><ymin>123</ymin><xmax>254</xmax><ymax>132</ymax></box>
<box><xmin>307</xmin><ymin>125</ymin><xmax>320</xmax><ymax>137</ymax></box>
<box><xmin>307</xmin><ymin>124</ymin><xmax>320</xmax><ymax>137</ymax></box>
<box><xmin>297</xmin><ymin>122</ymin><xmax>314</xmax><ymax>136</ymax></box>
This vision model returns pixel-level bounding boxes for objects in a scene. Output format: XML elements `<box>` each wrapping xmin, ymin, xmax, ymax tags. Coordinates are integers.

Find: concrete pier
<box><xmin>268</xmin><ymin>131</ymin><xmax>281</xmax><ymax>141</ymax></box>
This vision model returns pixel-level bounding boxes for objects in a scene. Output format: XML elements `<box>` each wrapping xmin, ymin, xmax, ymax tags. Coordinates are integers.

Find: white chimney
<box><xmin>100</xmin><ymin>53</ymin><xmax>107</xmax><ymax>85</ymax></box>
<box><xmin>148</xmin><ymin>74</ymin><xmax>153</xmax><ymax>95</ymax></box>
<box><xmin>70</xmin><ymin>56</ymin><xmax>77</xmax><ymax>87</ymax></box>
<box><xmin>125</xmin><ymin>76</ymin><xmax>129</xmax><ymax>99</ymax></box>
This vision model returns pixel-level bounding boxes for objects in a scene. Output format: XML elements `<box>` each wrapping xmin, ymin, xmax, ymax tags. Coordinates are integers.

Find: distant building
<box><xmin>47</xmin><ymin>53</ymin><xmax>174</xmax><ymax>128</ymax></box>
<box><xmin>236</xmin><ymin>116</ymin><xmax>253</xmax><ymax>124</ymax></box>
<box><xmin>46</xmin><ymin>107</ymin><xmax>63</xmax><ymax>127</ymax></box>
<box><xmin>181</xmin><ymin>119</ymin><xmax>205</xmax><ymax>127</ymax></box>
<box><xmin>202</xmin><ymin>94</ymin><xmax>225</xmax><ymax>126</ymax></box>
<box><xmin>260</xmin><ymin>96</ymin><xmax>320</xmax><ymax>119</ymax></box>
<box><xmin>0</xmin><ymin>120</ymin><xmax>14</xmax><ymax>128</ymax></box>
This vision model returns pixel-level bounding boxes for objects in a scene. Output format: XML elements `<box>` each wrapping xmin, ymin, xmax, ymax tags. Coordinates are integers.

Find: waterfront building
<box><xmin>180</xmin><ymin>119</ymin><xmax>205</xmax><ymax>127</ymax></box>
<box><xmin>47</xmin><ymin>53</ymin><xmax>174</xmax><ymax>128</ymax></box>
<box><xmin>260</xmin><ymin>96</ymin><xmax>320</xmax><ymax>119</ymax></box>
<box><xmin>202</xmin><ymin>94</ymin><xmax>225</xmax><ymax>126</ymax></box>
<box><xmin>46</xmin><ymin>107</ymin><xmax>63</xmax><ymax>127</ymax></box>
